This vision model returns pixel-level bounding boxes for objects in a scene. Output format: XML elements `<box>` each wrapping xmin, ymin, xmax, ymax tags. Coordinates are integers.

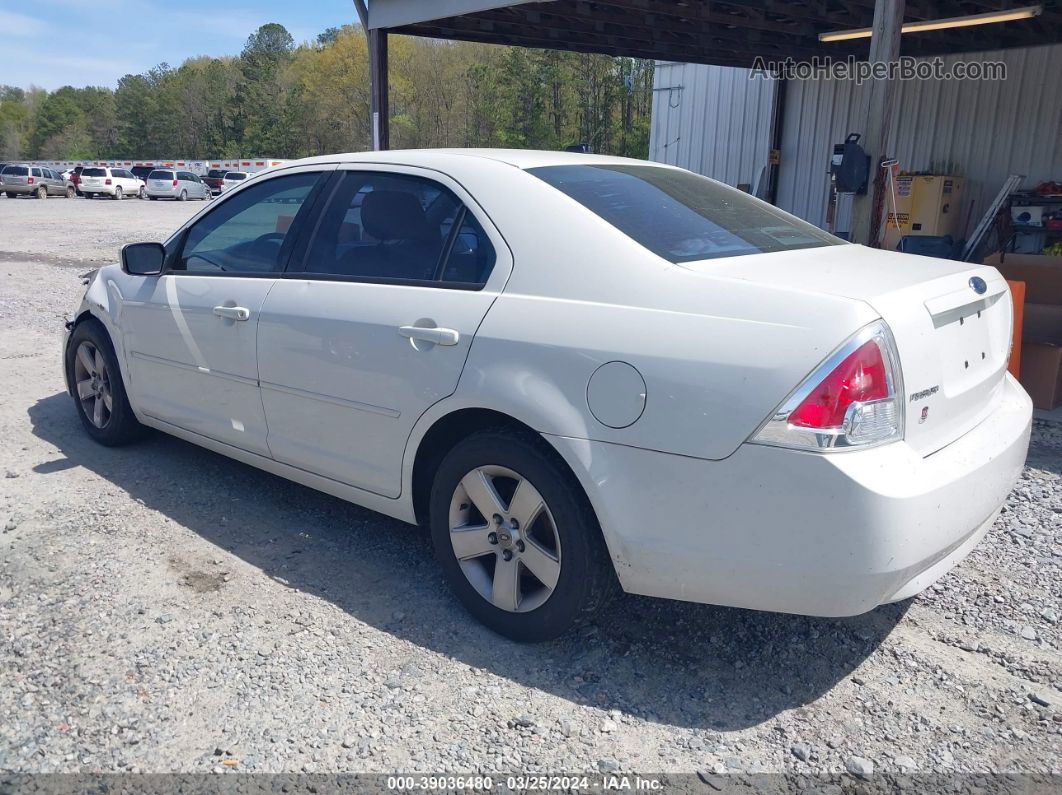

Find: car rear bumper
<box><xmin>545</xmin><ymin>373</ymin><xmax>1032</xmax><ymax>616</ymax></box>
<box><xmin>82</xmin><ymin>186</ymin><xmax>117</xmax><ymax>195</ymax></box>
<box><xmin>2</xmin><ymin>184</ymin><xmax>36</xmax><ymax>194</ymax></box>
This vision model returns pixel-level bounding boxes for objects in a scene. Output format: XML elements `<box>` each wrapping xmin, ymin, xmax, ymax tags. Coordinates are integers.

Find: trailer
<box><xmin>20</xmin><ymin>157</ymin><xmax>287</xmax><ymax>177</ymax></box>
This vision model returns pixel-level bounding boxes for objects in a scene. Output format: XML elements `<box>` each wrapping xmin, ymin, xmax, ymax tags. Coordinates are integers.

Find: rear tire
<box><xmin>148</xmin><ymin>196</ymin><xmax>157</xmax><ymax>200</ymax></box>
<box><xmin>65</xmin><ymin>186</ymin><xmax>75</xmax><ymax>198</ymax></box>
<box><xmin>113</xmin><ymin>186</ymin><xmax>122</xmax><ymax>200</ymax></box>
<box><xmin>178</xmin><ymin>189</ymin><xmax>187</xmax><ymax>202</ymax></box>
<box><xmin>66</xmin><ymin>319</ymin><xmax>147</xmax><ymax>447</ymax></box>
<box><xmin>5</xmin><ymin>192</ymin><xmax>15</xmax><ymax>199</ymax></box>
<box><xmin>36</xmin><ymin>186</ymin><xmax>46</xmax><ymax>199</ymax></box>
<box><xmin>429</xmin><ymin>427</ymin><xmax>617</xmax><ymax>642</ymax></box>
<box><xmin>139</xmin><ymin>186</ymin><xmax>146</xmax><ymax>199</ymax></box>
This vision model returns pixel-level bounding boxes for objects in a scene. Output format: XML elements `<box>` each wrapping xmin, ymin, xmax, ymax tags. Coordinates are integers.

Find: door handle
<box><xmin>398</xmin><ymin>325</ymin><xmax>460</xmax><ymax>346</ymax></box>
<box><xmin>213</xmin><ymin>305</ymin><xmax>250</xmax><ymax>321</ymax></box>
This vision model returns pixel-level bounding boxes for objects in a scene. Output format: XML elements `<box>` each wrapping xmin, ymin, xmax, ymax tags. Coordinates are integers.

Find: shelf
<box><xmin>1012</xmin><ymin>224</ymin><xmax>1062</xmax><ymax>234</ymax></box>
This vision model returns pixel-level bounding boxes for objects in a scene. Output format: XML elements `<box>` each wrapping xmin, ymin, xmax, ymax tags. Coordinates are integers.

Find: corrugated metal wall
<box><xmin>651</xmin><ymin>44</ymin><xmax>1062</xmax><ymax>233</ymax></box>
<box><xmin>650</xmin><ymin>61</ymin><xmax>775</xmax><ymax>192</ymax></box>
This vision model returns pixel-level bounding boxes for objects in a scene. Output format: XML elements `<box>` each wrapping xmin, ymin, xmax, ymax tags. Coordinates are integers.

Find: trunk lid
<box><xmin>688</xmin><ymin>244</ymin><xmax>1014</xmax><ymax>456</ymax></box>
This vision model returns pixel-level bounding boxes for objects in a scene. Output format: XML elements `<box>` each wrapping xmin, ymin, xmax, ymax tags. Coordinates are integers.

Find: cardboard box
<box><xmin>883</xmin><ymin>175</ymin><xmax>964</xmax><ymax>251</ymax></box>
<box><xmin>1011</xmin><ymin>205</ymin><xmax>1047</xmax><ymax>227</ymax></box>
<box><xmin>984</xmin><ymin>252</ymin><xmax>1062</xmax><ymax>409</ymax></box>
<box><xmin>1020</xmin><ymin>343</ymin><xmax>1062</xmax><ymax>410</ymax></box>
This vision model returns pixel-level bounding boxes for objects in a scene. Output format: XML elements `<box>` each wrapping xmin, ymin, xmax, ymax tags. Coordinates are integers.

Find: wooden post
<box><xmin>368</xmin><ymin>28</ymin><xmax>390</xmax><ymax>151</ymax></box>
<box><xmin>850</xmin><ymin>0</ymin><xmax>904</xmax><ymax>246</ymax></box>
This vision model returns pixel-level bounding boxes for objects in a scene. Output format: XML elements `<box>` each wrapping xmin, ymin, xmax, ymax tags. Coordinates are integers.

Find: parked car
<box><xmin>202</xmin><ymin>169</ymin><xmax>229</xmax><ymax>195</ymax></box>
<box><xmin>143</xmin><ymin>169</ymin><xmax>210</xmax><ymax>201</ymax></box>
<box><xmin>1</xmin><ymin>164</ymin><xmax>75</xmax><ymax>198</ymax></box>
<box><xmin>220</xmin><ymin>171</ymin><xmax>248</xmax><ymax>192</ymax></box>
<box><xmin>61</xmin><ymin>150</ymin><xmax>1032</xmax><ymax>641</ymax></box>
<box><xmin>68</xmin><ymin>165</ymin><xmax>86</xmax><ymax>195</ymax></box>
<box><xmin>79</xmin><ymin>167</ymin><xmax>144</xmax><ymax>200</ymax></box>
<box><xmin>130</xmin><ymin>165</ymin><xmax>157</xmax><ymax>183</ymax></box>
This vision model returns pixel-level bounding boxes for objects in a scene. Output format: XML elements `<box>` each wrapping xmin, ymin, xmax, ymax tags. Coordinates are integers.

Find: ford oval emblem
<box><xmin>969</xmin><ymin>276</ymin><xmax>987</xmax><ymax>295</ymax></box>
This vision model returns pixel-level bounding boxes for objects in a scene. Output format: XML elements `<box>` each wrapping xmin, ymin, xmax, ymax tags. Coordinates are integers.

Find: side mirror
<box><xmin>121</xmin><ymin>242</ymin><xmax>166</xmax><ymax>276</ymax></box>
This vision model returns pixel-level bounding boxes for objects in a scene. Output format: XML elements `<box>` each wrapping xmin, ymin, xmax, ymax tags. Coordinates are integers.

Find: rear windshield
<box><xmin>148</xmin><ymin>170</ymin><xmax>174</xmax><ymax>180</ymax></box>
<box><xmin>82</xmin><ymin>168</ymin><xmax>107</xmax><ymax>177</ymax></box>
<box><xmin>207</xmin><ymin>169</ymin><xmax>227</xmax><ymax>178</ymax></box>
<box><xmin>2</xmin><ymin>166</ymin><xmax>28</xmax><ymax>176</ymax></box>
<box><xmin>226</xmin><ymin>172</ymin><xmax>247</xmax><ymax>180</ymax></box>
<box><xmin>528</xmin><ymin>164</ymin><xmax>842</xmax><ymax>263</ymax></box>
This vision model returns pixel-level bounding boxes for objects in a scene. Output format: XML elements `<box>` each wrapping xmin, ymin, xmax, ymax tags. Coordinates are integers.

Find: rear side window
<box><xmin>529</xmin><ymin>165</ymin><xmax>842</xmax><ymax>263</ymax></box>
<box><xmin>2</xmin><ymin>166</ymin><xmax>27</xmax><ymax>176</ymax></box>
<box><xmin>148</xmin><ymin>170</ymin><xmax>172</xmax><ymax>180</ymax></box>
<box><xmin>82</xmin><ymin>168</ymin><xmax>106</xmax><ymax>177</ymax></box>
<box><xmin>177</xmin><ymin>172</ymin><xmax>323</xmax><ymax>274</ymax></box>
<box><xmin>31</xmin><ymin>168</ymin><xmax>42</xmax><ymax>177</ymax></box>
<box><xmin>300</xmin><ymin>171</ymin><xmax>495</xmax><ymax>285</ymax></box>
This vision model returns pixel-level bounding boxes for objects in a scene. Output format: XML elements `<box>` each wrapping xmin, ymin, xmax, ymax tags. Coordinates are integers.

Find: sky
<box><xmin>0</xmin><ymin>0</ymin><xmax>361</xmax><ymax>91</ymax></box>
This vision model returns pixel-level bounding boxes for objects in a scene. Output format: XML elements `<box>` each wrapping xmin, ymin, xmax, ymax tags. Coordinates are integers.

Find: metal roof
<box><xmin>367</xmin><ymin>0</ymin><xmax>1062</xmax><ymax>68</ymax></box>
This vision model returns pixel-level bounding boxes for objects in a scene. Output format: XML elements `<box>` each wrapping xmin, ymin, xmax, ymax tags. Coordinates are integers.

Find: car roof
<box><xmin>286</xmin><ymin>148</ymin><xmax>675</xmax><ymax>172</ymax></box>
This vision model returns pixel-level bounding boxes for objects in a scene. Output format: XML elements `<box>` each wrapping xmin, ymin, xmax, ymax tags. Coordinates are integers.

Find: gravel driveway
<box><xmin>0</xmin><ymin>197</ymin><xmax>1059</xmax><ymax>779</ymax></box>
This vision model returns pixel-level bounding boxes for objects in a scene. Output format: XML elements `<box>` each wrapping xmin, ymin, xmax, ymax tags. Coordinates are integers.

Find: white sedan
<box><xmin>61</xmin><ymin>149</ymin><xmax>1032</xmax><ymax>641</ymax></box>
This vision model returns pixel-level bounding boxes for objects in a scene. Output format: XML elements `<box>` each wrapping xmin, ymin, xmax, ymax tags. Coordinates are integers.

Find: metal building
<box><xmin>650</xmin><ymin>42</ymin><xmax>1062</xmax><ymax>232</ymax></box>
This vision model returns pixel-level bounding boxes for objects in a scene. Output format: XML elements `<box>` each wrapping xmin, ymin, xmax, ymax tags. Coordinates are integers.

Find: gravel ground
<box><xmin>0</xmin><ymin>197</ymin><xmax>1059</xmax><ymax>778</ymax></box>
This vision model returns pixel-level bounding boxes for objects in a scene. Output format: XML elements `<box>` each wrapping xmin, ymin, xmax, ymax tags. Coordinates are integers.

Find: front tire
<box><xmin>429</xmin><ymin>428</ymin><xmax>616</xmax><ymax>642</ymax></box>
<box><xmin>66</xmin><ymin>320</ymin><xmax>146</xmax><ymax>446</ymax></box>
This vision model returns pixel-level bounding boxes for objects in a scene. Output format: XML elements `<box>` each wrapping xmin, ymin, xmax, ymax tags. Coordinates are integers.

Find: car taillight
<box><xmin>105</xmin><ymin>178</ymin><xmax>112</xmax><ymax>185</ymax></box>
<box><xmin>172</xmin><ymin>179</ymin><xmax>178</xmax><ymax>187</ymax></box>
<box><xmin>750</xmin><ymin>320</ymin><xmax>904</xmax><ymax>451</ymax></box>
<box><xmin>27</xmin><ymin>176</ymin><xmax>34</xmax><ymax>184</ymax></box>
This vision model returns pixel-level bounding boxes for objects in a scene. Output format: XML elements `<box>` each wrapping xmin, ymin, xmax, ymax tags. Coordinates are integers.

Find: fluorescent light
<box><xmin>818</xmin><ymin>5</ymin><xmax>1042</xmax><ymax>42</ymax></box>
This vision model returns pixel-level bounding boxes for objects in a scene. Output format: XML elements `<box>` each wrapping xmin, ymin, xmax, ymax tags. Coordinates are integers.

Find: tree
<box><xmin>243</xmin><ymin>23</ymin><xmax>295</xmax><ymax>61</ymax></box>
<box><xmin>2</xmin><ymin>26</ymin><xmax>654</xmax><ymax>161</ymax></box>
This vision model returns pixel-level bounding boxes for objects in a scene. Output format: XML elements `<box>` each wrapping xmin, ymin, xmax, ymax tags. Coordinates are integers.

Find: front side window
<box><xmin>301</xmin><ymin>171</ymin><xmax>495</xmax><ymax>285</ymax></box>
<box><xmin>176</xmin><ymin>171</ymin><xmax>322</xmax><ymax>275</ymax></box>
<box><xmin>529</xmin><ymin>164</ymin><xmax>842</xmax><ymax>263</ymax></box>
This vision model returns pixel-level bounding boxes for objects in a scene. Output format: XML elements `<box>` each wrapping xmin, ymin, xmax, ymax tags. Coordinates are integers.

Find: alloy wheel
<box><xmin>448</xmin><ymin>465</ymin><xmax>562</xmax><ymax>613</ymax></box>
<box><xmin>73</xmin><ymin>341</ymin><xmax>112</xmax><ymax>429</ymax></box>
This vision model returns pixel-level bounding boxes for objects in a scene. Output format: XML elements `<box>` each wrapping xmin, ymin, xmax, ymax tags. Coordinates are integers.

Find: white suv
<box><xmin>79</xmin><ymin>167</ymin><xmax>144</xmax><ymax>200</ymax></box>
<box><xmin>220</xmin><ymin>171</ymin><xmax>249</xmax><ymax>193</ymax></box>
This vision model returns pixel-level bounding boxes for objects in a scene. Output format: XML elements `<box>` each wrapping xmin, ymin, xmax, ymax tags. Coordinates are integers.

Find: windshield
<box><xmin>528</xmin><ymin>164</ymin><xmax>842</xmax><ymax>263</ymax></box>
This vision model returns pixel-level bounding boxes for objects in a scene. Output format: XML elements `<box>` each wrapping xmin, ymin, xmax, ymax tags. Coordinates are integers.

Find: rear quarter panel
<box><xmin>428</xmin><ymin>160</ymin><xmax>880</xmax><ymax>460</ymax></box>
